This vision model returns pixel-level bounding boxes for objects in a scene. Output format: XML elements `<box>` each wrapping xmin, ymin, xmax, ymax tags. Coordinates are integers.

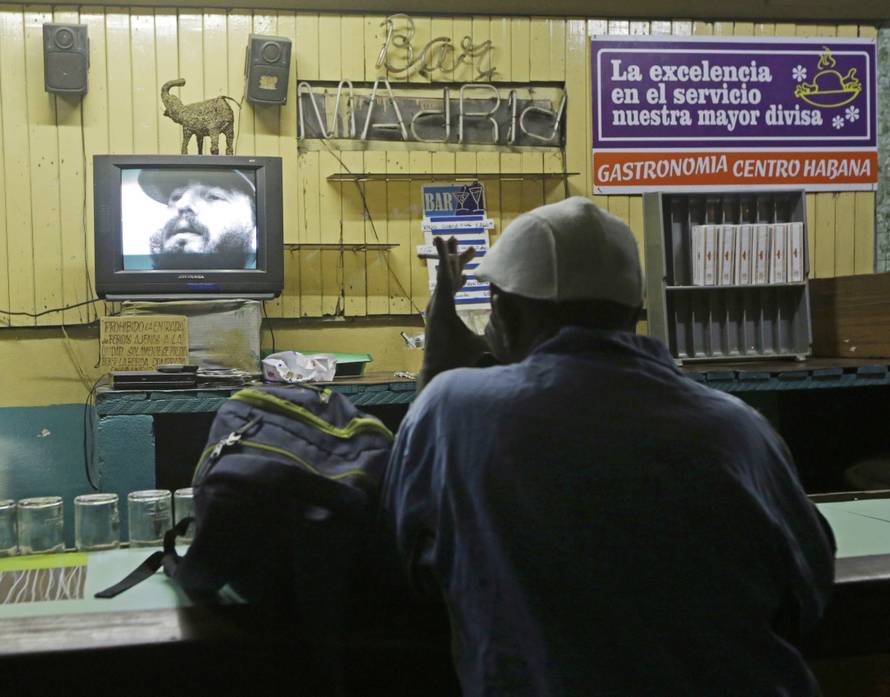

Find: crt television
<box><xmin>93</xmin><ymin>154</ymin><xmax>284</xmax><ymax>300</ymax></box>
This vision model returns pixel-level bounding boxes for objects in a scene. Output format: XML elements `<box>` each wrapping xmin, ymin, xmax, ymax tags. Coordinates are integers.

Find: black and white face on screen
<box><xmin>121</xmin><ymin>168</ymin><xmax>258</xmax><ymax>271</ymax></box>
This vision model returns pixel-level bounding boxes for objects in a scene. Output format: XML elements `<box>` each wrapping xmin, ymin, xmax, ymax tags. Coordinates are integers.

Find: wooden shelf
<box><xmin>327</xmin><ymin>172</ymin><xmax>579</xmax><ymax>182</ymax></box>
<box><xmin>283</xmin><ymin>243</ymin><xmax>398</xmax><ymax>251</ymax></box>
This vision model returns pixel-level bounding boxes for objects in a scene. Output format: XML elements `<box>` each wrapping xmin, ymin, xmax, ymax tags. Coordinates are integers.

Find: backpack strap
<box><xmin>93</xmin><ymin>516</ymin><xmax>192</xmax><ymax>599</ymax></box>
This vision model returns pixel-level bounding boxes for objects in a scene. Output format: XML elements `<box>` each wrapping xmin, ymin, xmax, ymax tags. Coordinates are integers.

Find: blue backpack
<box><xmin>97</xmin><ymin>383</ymin><xmax>394</xmax><ymax>612</ymax></box>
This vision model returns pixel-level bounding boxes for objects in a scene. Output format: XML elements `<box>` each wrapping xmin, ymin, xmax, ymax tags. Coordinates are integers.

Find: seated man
<box><xmin>382</xmin><ymin>197</ymin><xmax>835</xmax><ymax>697</ymax></box>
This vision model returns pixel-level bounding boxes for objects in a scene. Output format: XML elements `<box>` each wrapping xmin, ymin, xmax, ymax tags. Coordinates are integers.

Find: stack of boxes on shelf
<box><xmin>690</xmin><ymin>220</ymin><xmax>805</xmax><ymax>287</ymax></box>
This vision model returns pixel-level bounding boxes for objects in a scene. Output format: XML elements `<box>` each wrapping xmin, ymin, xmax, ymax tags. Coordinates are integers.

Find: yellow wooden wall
<box><xmin>0</xmin><ymin>8</ymin><xmax>878</xmax><ymax>328</ymax></box>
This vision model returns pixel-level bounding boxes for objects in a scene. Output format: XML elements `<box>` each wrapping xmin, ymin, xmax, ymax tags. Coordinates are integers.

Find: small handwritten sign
<box><xmin>100</xmin><ymin>316</ymin><xmax>189</xmax><ymax>371</ymax></box>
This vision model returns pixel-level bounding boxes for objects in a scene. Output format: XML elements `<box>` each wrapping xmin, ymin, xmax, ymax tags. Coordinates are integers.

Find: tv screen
<box><xmin>94</xmin><ymin>155</ymin><xmax>283</xmax><ymax>300</ymax></box>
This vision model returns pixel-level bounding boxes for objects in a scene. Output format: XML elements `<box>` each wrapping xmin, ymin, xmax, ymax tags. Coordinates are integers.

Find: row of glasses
<box><xmin>0</xmin><ymin>488</ymin><xmax>195</xmax><ymax>556</ymax></box>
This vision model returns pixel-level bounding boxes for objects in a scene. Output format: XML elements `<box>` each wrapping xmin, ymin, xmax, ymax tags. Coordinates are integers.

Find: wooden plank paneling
<box><xmin>0</xmin><ymin>8</ymin><xmax>879</xmax><ymax>328</ymax></box>
<box><xmin>202</xmin><ymin>11</ymin><xmax>228</xmax><ymax>99</ymax></box>
<box><xmin>364</xmin><ymin>14</ymin><xmax>386</xmax><ymax>81</ymax></box>
<box><xmin>1</xmin><ymin>10</ymin><xmax>35</xmax><ymax>326</ymax></box>
<box><xmin>80</xmin><ymin>6</ymin><xmax>110</xmax><ymax>322</ymax></box>
<box><xmin>409</xmin><ymin>150</ymin><xmax>432</xmax><ymax>313</ymax></box>
<box><xmin>130</xmin><ymin>10</ymin><xmax>159</xmax><ymax>153</ymax></box>
<box><xmin>429</xmin><ymin>16</ymin><xmax>452</xmax><ymax>83</ymax></box>
<box><xmin>318</xmin><ymin>150</ymin><xmax>343</xmax><ymax>316</ymax></box>
<box><xmin>471</xmin><ymin>15</ymin><xmax>491</xmax><ymax>82</ymax></box>
<box><xmin>520</xmin><ymin>152</ymin><xmax>545</xmax><ymax>215</ymax></box>
<box><xmin>227</xmin><ymin>11</ymin><xmax>253</xmax><ymax>153</ymax></box>
<box><xmin>341</xmin><ymin>150</ymin><xmax>367</xmax><ymax>316</ymax></box>
<box><xmin>252</xmin><ymin>12</ymin><xmax>279</xmax><ymax>160</ymax></box>
<box><xmin>846</xmin><ymin>23</ymin><xmax>874</xmax><ymax>276</ymax></box>
<box><xmin>274</xmin><ymin>11</ymin><xmax>300</xmax><ymax>318</ymax></box>
<box><xmin>295</xmin><ymin>12</ymin><xmax>320</xmax><ymax>316</ymax></box>
<box><xmin>155</xmin><ymin>11</ymin><xmax>180</xmax><ymax>154</ymax></box>
<box><xmin>386</xmin><ymin>151</ymin><xmax>412</xmax><ymax>314</ymax></box>
<box><xmin>510</xmin><ymin>17</ymin><xmax>530</xmax><ymax>83</ymax></box>
<box><xmin>451</xmin><ymin>17</ymin><xmax>473</xmax><ymax>83</ymax></box>
<box><xmin>489</xmin><ymin>17</ymin><xmax>510</xmax><ymax>82</ymax></box>
<box><xmin>297</xmin><ymin>150</ymin><xmax>322</xmax><ymax>316</ymax></box>
<box><xmin>176</xmin><ymin>11</ymin><xmax>203</xmax><ymax>141</ymax></box>
<box><xmin>252</xmin><ymin>11</ymin><xmax>284</xmax><ymax>317</ymax></box>
<box><xmin>834</xmin><ymin>192</ymin><xmax>856</xmax><ymax>277</ymax></box>
<box><xmin>548</xmin><ymin>18</ymin><xmax>566</xmax><ymax>81</ymax></box>
<box><xmin>364</xmin><ymin>150</ymin><xmax>390</xmax><ymax>314</ymax></box>
<box><xmin>53</xmin><ymin>7</ymin><xmax>89</xmax><ymax>325</ymax></box>
<box><xmin>25</xmin><ymin>7</ymin><xmax>62</xmax><ymax>325</ymax></box>
<box><xmin>106</xmin><ymin>10</ymin><xmax>134</xmax><ymax>154</ymax></box>
<box><xmin>854</xmin><ymin>192</ymin><xmax>875</xmax><ymax>274</ymax></box>
<box><xmin>0</xmin><ymin>8</ymin><xmax>9</xmax><ymax>325</ymax></box>
<box><xmin>564</xmin><ymin>19</ymin><xmax>587</xmax><ymax>198</ymax></box>
<box><xmin>409</xmin><ymin>15</ymin><xmax>431</xmax><ymax>84</ymax></box>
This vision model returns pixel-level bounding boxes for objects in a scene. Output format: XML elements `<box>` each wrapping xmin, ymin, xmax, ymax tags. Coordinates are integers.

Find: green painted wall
<box><xmin>0</xmin><ymin>404</ymin><xmax>98</xmax><ymax>547</ymax></box>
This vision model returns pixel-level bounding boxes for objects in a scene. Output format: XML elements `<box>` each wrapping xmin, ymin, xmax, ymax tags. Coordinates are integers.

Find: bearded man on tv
<box><xmin>139</xmin><ymin>169</ymin><xmax>257</xmax><ymax>270</ymax></box>
<box><xmin>382</xmin><ymin>197</ymin><xmax>835</xmax><ymax>697</ymax></box>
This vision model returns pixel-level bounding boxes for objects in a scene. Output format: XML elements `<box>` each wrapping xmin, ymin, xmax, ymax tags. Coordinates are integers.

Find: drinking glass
<box><xmin>17</xmin><ymin>496</ymin><xmax>65</xmax><ymax>554</ymax></box>
<box><xmin>0</xmin><ymin>500</ymin><xmax>17</xmax><ymax>557</ymax></box>
<box><xmin>127</xmin><ymin>490</ymin><xmax>172</xmax><ymax>548</ymax></box>
<box><xmin>75</xmin><ymin>493</ymin><xmax>120</xmax><ymax>551</ymax></box>
<box><xmin>173</xmin><ymin>487</ymin><xmax>196</xmax><ymax>544</ymax></box>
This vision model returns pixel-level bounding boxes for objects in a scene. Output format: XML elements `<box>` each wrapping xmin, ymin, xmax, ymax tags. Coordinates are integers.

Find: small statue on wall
<box><xmin>161</xmin><ymin>78</ymin><xmax>239</xmax><ymax>155</ymax></box>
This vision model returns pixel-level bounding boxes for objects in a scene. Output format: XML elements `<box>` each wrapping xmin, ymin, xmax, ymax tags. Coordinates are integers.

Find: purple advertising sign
<box><xmin>590</xmin><ymin>36</ymin><xmax>877</xmax><ymax>192</ymax></box>
<box><xmin>591</xmin><ymin>36</ymin><xmax>875</xmax><ymax>149</ymax></box>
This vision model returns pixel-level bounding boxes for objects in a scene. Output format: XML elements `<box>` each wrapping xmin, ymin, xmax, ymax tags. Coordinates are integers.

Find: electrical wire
<box><xmin>83</xmin><ymin>373</ymin><xmax>110</xmax><ymax>491</ymax></box>
<box><xmin>0</xmin><ymin>298</ymin><xmax>101</xmax><ymax>321</ymax></box>
<box><xmin>262</xmin><ymin>300</ymin><xmax>277</xmax><ymax>354</ymax></box>
<box><xmin>80</xmin><ymin>110</ymin><xmax>97</xmax><ymax>325</ymax></box>
<box><xmin>316</xmin><ymin>137</ymin><xmax>426</xmax><ymax>318</ymax></box>
<box><xmin>232</xmin><ymin>86</ymin><xmax>246</xmax><ymax>155</ymax></box>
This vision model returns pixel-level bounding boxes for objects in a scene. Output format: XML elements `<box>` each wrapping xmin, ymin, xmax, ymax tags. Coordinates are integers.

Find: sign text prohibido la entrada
<box><xmin>590</xmin><ymin>36</ymin><xmax>877</xmax><ymax>193</ymax></box>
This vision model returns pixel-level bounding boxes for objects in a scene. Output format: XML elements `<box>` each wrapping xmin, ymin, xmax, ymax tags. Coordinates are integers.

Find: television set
<box><xmin>93</xmin><ymin>154</ymin><xmax>284</xmax><ymax>300</ymax></box>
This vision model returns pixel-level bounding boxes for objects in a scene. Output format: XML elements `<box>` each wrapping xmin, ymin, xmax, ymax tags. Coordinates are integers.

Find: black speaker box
<box><xmin>244</xmin><ymin>34</ymin><xmax>291</xmax><ymax>105</ymax></box>
<box><xmin>43</xmin><ymin>23</ymin><xmax>89</xmax><ymax>95</ymax></box>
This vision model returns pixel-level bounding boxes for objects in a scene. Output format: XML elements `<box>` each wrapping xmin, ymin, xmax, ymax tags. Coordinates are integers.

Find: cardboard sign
<box><xmin>100</xmin><ymin>316</ymin><xmax>188</xmax><ymax>371</ymax></box>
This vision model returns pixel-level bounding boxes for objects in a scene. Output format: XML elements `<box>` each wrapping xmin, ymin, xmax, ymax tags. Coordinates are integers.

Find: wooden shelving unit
<box><xmin>644</xmin><ymin>190</ymin><xmax>813</xmax><ymax>363</ymax></box>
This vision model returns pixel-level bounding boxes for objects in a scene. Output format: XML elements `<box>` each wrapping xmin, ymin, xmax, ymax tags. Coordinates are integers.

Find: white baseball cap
<box><xmin>475</xmin><ymin>197</ymin><xmax>643</xmax><ymax>307</ymax></box>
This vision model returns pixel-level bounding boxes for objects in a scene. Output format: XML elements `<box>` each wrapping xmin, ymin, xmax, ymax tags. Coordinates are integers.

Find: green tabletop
<box><xmin>0</xmin><ymin>547</ymin><xmax>240</xmax><ymax>621</ymax></box>
<box><xmin>816</xmin><ymin>498</ymin><xmax>890</xmax><ymax>559</ymax></box>
<box><xmin>0</xmin><ymin>499</ymin><xmax>887</xmax><ymax>623</ymax></box>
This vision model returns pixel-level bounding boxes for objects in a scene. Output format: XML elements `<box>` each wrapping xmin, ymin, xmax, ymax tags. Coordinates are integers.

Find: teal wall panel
<box><xmin>0</xmin><ymin>405</ymin><xmax>94</xmax><ymax>547</ymax></box>
<box><xmin>0</xmin><ymin>405</ymin><xmax>156</xmax><ymax>547</ymax></box>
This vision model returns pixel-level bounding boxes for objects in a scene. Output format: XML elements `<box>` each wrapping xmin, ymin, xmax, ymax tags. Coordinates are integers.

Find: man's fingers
<box><xmin>459</xmin><ymin>247</ymin><xmax>476</xmax><ymax>268</ymax></box>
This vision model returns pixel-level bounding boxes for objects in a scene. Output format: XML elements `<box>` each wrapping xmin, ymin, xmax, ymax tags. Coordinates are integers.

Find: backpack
<box><xmin>94</xmin><ymin>383</ymin><xmax>461</xmax><ymax>696</ymax></box>
<box><xmin>97</xmin><ymin>383</ymin><xmax>394</xmax><ymax>617</ymax></box>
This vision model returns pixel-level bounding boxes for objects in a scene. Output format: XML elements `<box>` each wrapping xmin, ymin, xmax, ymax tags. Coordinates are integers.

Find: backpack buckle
<box><xmin>210</xmin><ymin>415</ymin><xmax>262</xmax><ymax>461</ymax></box>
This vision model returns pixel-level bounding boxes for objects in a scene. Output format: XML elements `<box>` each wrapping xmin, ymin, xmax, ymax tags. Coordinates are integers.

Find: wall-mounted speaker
<box><xmin>43</xmin><ymin>23</ymin><xmax>89</xmax><ymax>95</ymax></box>
<box><xmin>244</xmin><ymin>34</ymin><xmax>292</xmax><ymax>105</ymax></box>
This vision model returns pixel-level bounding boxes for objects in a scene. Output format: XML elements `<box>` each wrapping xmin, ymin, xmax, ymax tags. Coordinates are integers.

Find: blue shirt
<box><xmin>383</xmin><ymin>327</ymin><xmax>835</xmax><ymax>697</ymax></box>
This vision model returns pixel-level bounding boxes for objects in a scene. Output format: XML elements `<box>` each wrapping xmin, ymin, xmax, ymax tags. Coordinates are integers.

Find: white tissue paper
<box><xmin>262</xmin><ymin>351</ymin><xmax>337</xmax><ymax>384</ymax></box>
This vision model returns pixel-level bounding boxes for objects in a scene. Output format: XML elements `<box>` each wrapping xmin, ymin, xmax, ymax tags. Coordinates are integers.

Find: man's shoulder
<box><xmin>410</xmin><ymin>364</ymin><xmax>518</xmax><ymax>417</ymax></box>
